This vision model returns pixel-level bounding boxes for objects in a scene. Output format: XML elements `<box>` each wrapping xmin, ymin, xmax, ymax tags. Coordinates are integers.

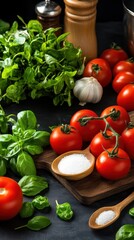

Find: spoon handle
<box><xmin>115</xmin><ymin>191</ymin><xmax>134</xmax><ymax>211</ymax></box>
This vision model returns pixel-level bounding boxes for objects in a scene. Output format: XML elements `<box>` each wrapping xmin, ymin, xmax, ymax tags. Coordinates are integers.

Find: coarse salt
<box><xmin>95</xmin><ymin>210</ymin><xmax>116</xmax><ymax>225</ymax></box>
<box><xmin>58</xmin><ymin>153</ymin><xmax>91</xmax><ymax>175</ymax></box>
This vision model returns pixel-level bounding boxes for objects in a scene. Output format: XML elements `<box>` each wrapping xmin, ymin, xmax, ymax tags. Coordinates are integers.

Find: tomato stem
<box><xmin>79</xmin><ymin>108</ymin><xmax>120</xmax><ymax>157</ymax></box>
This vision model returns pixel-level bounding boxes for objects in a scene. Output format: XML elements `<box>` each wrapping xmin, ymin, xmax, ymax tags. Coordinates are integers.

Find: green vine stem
<box><xmin>79</xmin><ymin>108</ymin><xmax>121</xmax><ymax>157</ymax></box>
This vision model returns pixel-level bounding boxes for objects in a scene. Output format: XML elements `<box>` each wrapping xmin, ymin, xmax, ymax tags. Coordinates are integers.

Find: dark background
<box><xmin>0</xmin><ymin>0</ymin><xmax>124</xmax><ymax>24</ymax></box>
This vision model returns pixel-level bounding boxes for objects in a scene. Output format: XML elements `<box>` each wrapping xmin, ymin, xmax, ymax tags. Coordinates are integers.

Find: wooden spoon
<box><xmin>51</xmin><ymin>147</ymin><xmax>95</xmax><ymax>181</ymax></box>
<box><xmin>88</xmin><ymin>191</ymin><xmax>134</xmax><ymax>229</ymax></box>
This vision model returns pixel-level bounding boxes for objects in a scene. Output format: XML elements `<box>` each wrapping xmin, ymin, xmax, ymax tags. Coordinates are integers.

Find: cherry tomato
<box><xmin>50</xmin><ymin>124</ymin><xmax>83</xmax><ymax>155</ymax></box>
<box><xmin>117</xmin><ymin>84</ymin><xmax>134</xmax><ymax>112</ymax></box>
<box><xmin>89</xmin><ymin>130</ymin><xmax>125</xmax><ymax>158</ymax></box>
<box><xmin>121</xmin><ymin>124</ymin><xmax>134</xmax><ymax>160</ymax></box>
<box><xmin>100</xmin><ymin>105</ymin><xmax>130</xmax><ymax>135</ymax></box>
<box><xmin>112</xmin><ymin>71</ymin><xmax>134</xmax><ymax>93</ymax></box>
<box><xmin>70</xmin><ymin>109</ymin><xmax>102</xmax><ymax>142</ymax></box>
<box><xmin>100</xmin><ymin>43</ymin><xmax>128</xmax><ymax>69</ymax></box>
<box><xmin>113</xmin><ymin>59</ymin><xmax>134</xmax><ymax>77</ymax></box>
<box><xmin>96</xmin><ymin>148</ymin><xmax>131</xmax><ymax>180</ymax></box>
<box><xmin>83</xmin><ymin>58</ymin><xmax>112</xmax><ymax>87</ymax></box>
<box><xmin>0</xmin><ymin>177</ymin><xmax>23</xmax><ymax>220</ymax></box>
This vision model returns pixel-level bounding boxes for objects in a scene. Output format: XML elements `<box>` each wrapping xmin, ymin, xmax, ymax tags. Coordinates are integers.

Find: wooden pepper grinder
<box><xmin>64</xmin><ymin>0</ymin><xmax>98</xmax><ymax>62</ymax></box>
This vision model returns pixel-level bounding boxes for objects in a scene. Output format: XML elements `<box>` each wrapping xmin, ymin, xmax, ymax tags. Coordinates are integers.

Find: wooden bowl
<box><xmin>51</xmin><ymin>147</ymin><xmax>95</xmax><ymax>181</ymax></box>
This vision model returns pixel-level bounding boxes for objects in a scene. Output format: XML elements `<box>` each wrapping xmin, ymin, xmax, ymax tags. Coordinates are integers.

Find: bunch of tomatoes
<box><xmin>83</xmin><ymin>42</ymin><xmax>134</xmax><ymax>111</ymax></box>
<box><xmin>50</xmin><ymin>105</ymin><xmax>134</xmax><ymax>181</ymax></box>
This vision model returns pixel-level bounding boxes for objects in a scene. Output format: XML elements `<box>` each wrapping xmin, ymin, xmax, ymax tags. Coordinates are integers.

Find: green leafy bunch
<box><xmin>0</xmin><ymin>108</ymin><xmax>50</xmax><ymax>177</ymax></box>
<box><xmin>0</xmin><ymin>17</ymin><xmax>84</xmax><ymax>106</ymax></box>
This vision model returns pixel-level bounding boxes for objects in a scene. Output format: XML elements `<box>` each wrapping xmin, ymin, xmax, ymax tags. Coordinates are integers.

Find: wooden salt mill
<box><xmin>64</xmin><ymin>0</ymin><xmax>98</xmax><ymax>62</ymax></box>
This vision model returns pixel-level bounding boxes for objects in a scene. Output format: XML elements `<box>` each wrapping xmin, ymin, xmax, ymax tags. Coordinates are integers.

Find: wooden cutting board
<box><xmin>35</xmin><ymin>148</ymin><xmax>134</xmax><ymax>205</ymax></box>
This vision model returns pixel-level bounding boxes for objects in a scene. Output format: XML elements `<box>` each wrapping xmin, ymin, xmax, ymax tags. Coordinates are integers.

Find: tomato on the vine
<box><xmin>0</xmin><ymin>177</ymin><xmax>23</xmax><ymax>220</ymax></box>
<box><xmin>117</xmin><ymin>84</ymin><xmax>134</xmax><ymax>112</ymax></box>
<box><xmin>70</xmin><ymin>109</ymin><xmax>102</xmax><ymax>142</ymax></box>
<box><xmin>83</xmin><ymin>58</ymin><xmax>112</xmax><ymax>87</ymax></box>
<box><xmin>121</xmin><ymin>124</ymin><xmax>134</xmax><ymax>160</ymax></box>
<box><xmin>112</xmin><ymin>71</ymin><xmax>134</xmax><ymax>93</ymax></box>
<box><xmin>100</xmin><ymin>105</ymin><xmax>130</xmax><ymax>135</ymax></box>
<box><xmin>100</xmin><ymin>43</ymin><xmax>128</xmax><ymax>69</ymax></box>
<box><xmin>50</xmin><ymin>124</ymin><xmax>83</xmax><ymax>154</ymax></box>
<box><xmin>89</xmin><ymin>130</ymin><xmax>125</xmax><ymax>158</ymax></box>
<box><xmin>113</xmin><ymin>58</ymin><xmax>134</xmax><ymax>77</ymax></box>
<box><xmin>96</xmin><ymin>148</ymin><xmax>131</xmax><ymax>180</ymax></box>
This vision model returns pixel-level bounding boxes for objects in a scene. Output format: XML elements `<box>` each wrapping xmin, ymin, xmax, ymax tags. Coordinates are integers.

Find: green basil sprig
<box><xmin>0</xmin><ymin>109</ymin><xmax>50</xmax><ymax>176</ymax></box>
<box><xmin>18</xmin><ymin>175</ymin><xmax>48</xmax><ymax>196</ymax></box>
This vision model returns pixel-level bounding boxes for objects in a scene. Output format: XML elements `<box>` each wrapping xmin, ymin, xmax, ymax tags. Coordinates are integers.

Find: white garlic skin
<box><xmin>73</xmin><ymin>77</ymin><xmax>103</xmax><ymax>106</ymax></box>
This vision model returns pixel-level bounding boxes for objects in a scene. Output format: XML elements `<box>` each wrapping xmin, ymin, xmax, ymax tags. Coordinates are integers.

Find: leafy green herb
<box><xmin>0</xmin><ymin>19</ymin><xmax>10</xmax><ymax>33</ymax></box>
<box><xmin>18</xmin><ymin>175</ymin><xmax>48</xmax><ymax>196</ymax></box>
<box><xmin>0</xmin><ymin>18</ymin><xmax>84</xmax><ymax>106</ymax></box>
<box><xmin>55</xmin><ymin>200</ymin><xmax>74</xmax><ymax>221</ymax></box>
<box><xmin>32</xmin><ymin>195</ymin><xmax>50</xmax><ymax>210</ymax></box>
<box><xmin>129</xmin><ymin>207</ymin><xmax>134</xmax><ymax>217</ymax></box>
<box><xmin>15</xmin><ymin>215</ymin><xmax>51</xmax><ymax>231</ymax></box>
<box><xmin>0</xmin><ymin>109</ymin><xmax>50</xmax><ymax>176</ymax></box>
<box><xmin>115</xmin><ymin>224</ymin><xmax>134</xmax><ymax>240</ymax></box>
<box><xmin>19</xmin><ymin>202</ymin><xmax>35</xmax><ymax>218</ymax></box>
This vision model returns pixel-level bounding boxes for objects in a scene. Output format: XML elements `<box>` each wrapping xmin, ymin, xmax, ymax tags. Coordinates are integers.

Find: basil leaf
<box><xmin>16</xmin><ymin>110</ymin><xmax>37</xmax><ymax>130</ymax></box>
<box><xmin>24</xmin><ymin>144</ymin><xmax>43</xmax><ymax>155</ymax></box>
<box><xmin>115</xmin><ymin>224</ymin><xmax>134</xmax><ymax>240</ymax></box>
<box><xmin>18</xmin><ymin>175</ymin><xmax>48</xmax><ymax>196</ymax></box>
<box><xmin>16</xmin><ymin>151</ymin><xmax>36</xmax><ymax>177</ymax></box>
<box><xmin>15</xmin><ymin>216</ymin><xmax>51</xmax><ymax>231</ymax></box>
<box><xmin>19</xmin><ymin>202</ymin><xmax>35</xmax><ymax>218</ymax></box>
<box><xmin>27</xmin><ymin>216</ymin><xmax>51</xmax><ymax>231</ymax></box>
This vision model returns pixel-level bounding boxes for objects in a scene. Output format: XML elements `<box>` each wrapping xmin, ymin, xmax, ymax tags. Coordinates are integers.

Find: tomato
<box><xmin>100</xmin><ymin>43</ymin><xmax>128</xmax><ymax>69</ymax></box>
<box><xmin>117</xmin><ymin>84</ymin><xmax>134</xmax><ymax>112</ymax></box>
<box><xmin>100</xmin><ymin>105</ymin><xmax>130</xmax><ymax>135</ymax></box>
<box><xmin>50</xmin><ymin>124</ymin><xmax>83</xmax><ymax>154</ymax></box>
<box><xmin>83</xmin><ymin>58</ymin><xmax>112</xmax><ymax>87</ymax></box>
<box><xmin>113</xmin><ymin>59</ymin><xmax>134</xmax><ymax>77</ymax></box>
<box><xmin>96</xmin><ymin>148</ymin><xmax>131</xmax><ymax>180</ymax></box>
<box><xmin>70</xmin><ymin>109</ymin><xmax>102</xmax><ymax>142</ymax></box>
<box><xmin>0</xmin><ymin>177</ymin><xmax>23</xmax><ymax>220</ymax></box>
<box><xmin>89</xmin><ymin>130</ymin><xmax>125</xmax><ymax>158</ymax></box>
<box><xmin>121</xmin><ymin>125</ymin><xmax>134</xmax><ymax>160</ymax></box>
<box><xmin>112</xmin><ymin>71</ymin><xmax>134</xmax><ymax>93</ymax></box>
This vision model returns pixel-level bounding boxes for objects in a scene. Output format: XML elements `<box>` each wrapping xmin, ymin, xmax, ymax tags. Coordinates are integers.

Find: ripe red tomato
<box><xmin>100</xmin><ymin>43</ymin><xmax>128</xmax><ymax>69</ymax></box>
<box><xmin>117</xmin><ymin>84</ymin><xmax>134</xmax><ymax>112</ymax></box>
<box><xmin>83</xmin><ymin>58</ymin><xmax>112</xmax><ymax>87</ymax></box>
<box><xmin>121</xmin><ymin>125</ymin><xmax>134</xmax><ymax>160</ymax></box>
<box><xmin>50</xmin><ymin>124</ymin><xmax>83</xmax><ymax>154</ymax></box>
<box><xmin>89</xmin><ymin>130</ymin><xmax>125</xmax><ymax>158</ymax></box>
<box><xmin>96</xmin><ymin>148</ymin><xmax>131</xmax><ymax>180</ymax></box>
<box><xmin>70</xmin><ymin>109</ymin><xmax>102</xmax><ymax>142</ymax></box>
<box><xmin>0</xmin><ymin>177</ymin><xmax>23</xmax><ymax>220</ymax></box>
<box><xmin>100</xmin><ymin>105</ymin><xmax>130</xmax><ymax>135</ymax></box>
<box><xmin>113</xmin><ymin>59</ymin><xmax>134</xmax><ymax>77</ymax></box>
<box><xmin>112</xmin><ymin>71</ymin><xmax>134</xmax><ymax>93</ymax></box>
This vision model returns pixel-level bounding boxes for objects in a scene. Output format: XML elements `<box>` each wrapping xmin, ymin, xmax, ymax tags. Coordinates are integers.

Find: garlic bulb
<box><xmin>73</xmin><ymin>77</ymin><xmax>103</xmax><ymax>106</ymax></box>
